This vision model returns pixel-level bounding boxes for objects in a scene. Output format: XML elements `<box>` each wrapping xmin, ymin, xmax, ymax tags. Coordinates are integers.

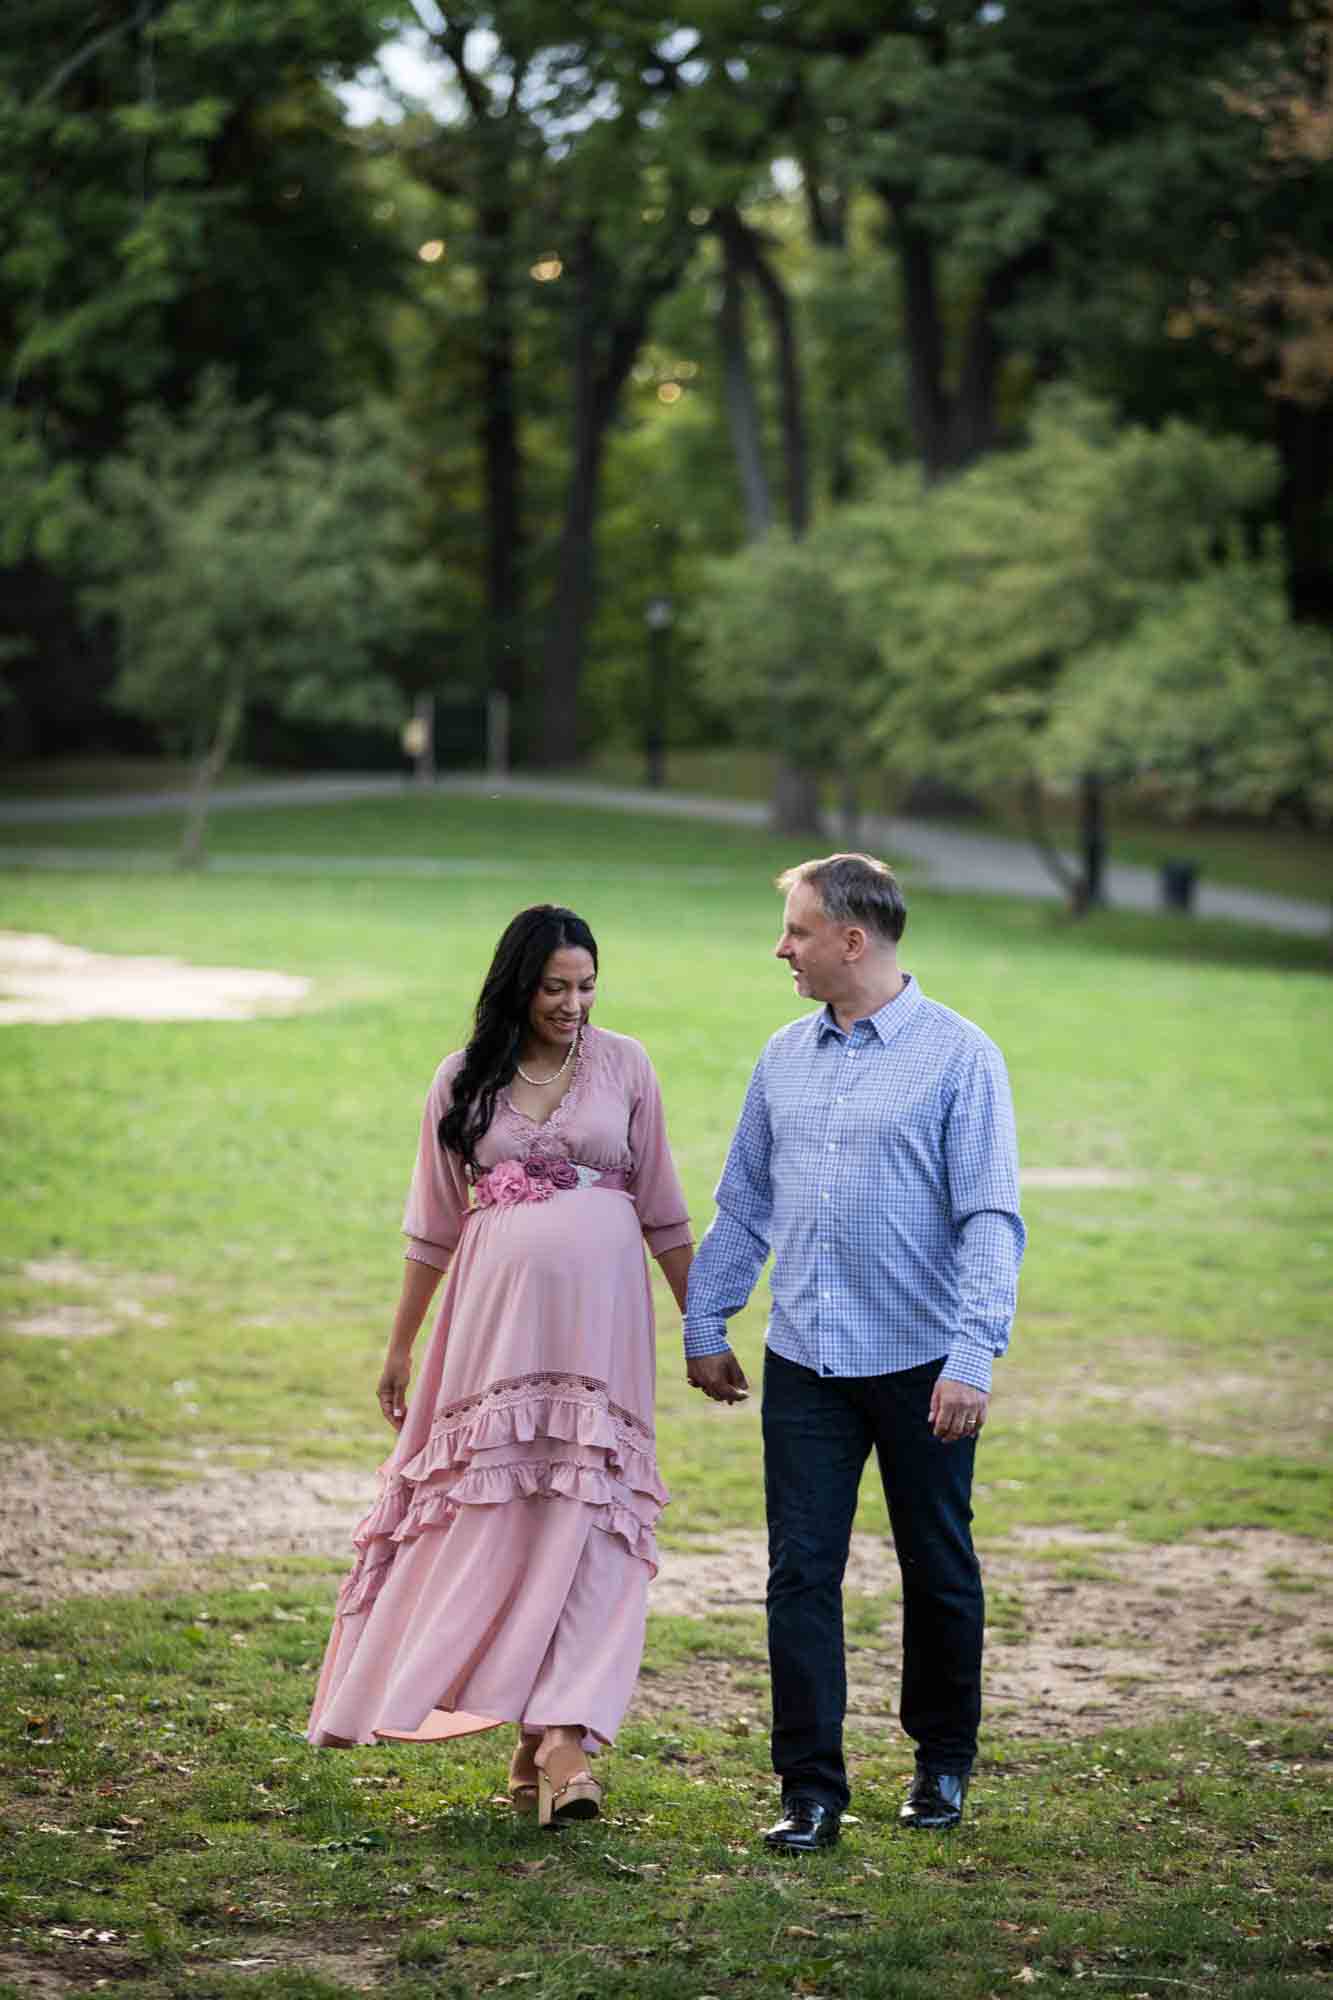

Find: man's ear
<box><xmin>842</xmin><ymin>925</ymin><xmax>868</xmax><ymax>963</ymax></box>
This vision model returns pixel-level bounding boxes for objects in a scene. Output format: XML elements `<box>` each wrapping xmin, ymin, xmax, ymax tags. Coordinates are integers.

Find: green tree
<box><xmin>1</xmin><ymin>0</ymin><xmax>405</xmax><ymax>754</ymax></box>
<box><xmin>822</xmin><ymin>392</ymin><xmax>1295</xmax><ymax>905</ymax></box>
<box><xmin>691</xmin><ymin>534</ymin><xmax>880</xmax><ymax>832</ymax></box>
<box><xmin>1045</xmin><ymin>554</ymin><xmax>1333</xmax><ymax>829</ymax></box>
<box><xmin>81</xmin><ymin>376</ymin><xmax>438</xmax><ymax>863</ymax></box>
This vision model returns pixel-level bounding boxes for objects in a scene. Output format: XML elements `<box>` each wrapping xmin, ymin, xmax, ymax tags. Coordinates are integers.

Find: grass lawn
<box><xmin>0</xmin><ymin>759</ymin><xmax>296</xmax><ymax>799</ymax></box>
<box><xmin>4</xmin><ymin>747</ymin><xmax>1331</xmax><ymax>906</ymax></box>
<box><xmin>1</xmin><ymin>794</ymin><xmax>1330</xmax><ymax>1999</ymax></box>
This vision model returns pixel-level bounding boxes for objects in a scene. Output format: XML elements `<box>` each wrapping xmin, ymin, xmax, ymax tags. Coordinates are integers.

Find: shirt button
<box><xmin>828</xmin><ymin>1142</ymin><xmax>837</xmax><ymax>1151</ymax></box>
<box><xmin>822</xmin><ymin>1193</ymin><xmax>830</xmax><ymax>1200</ymax></box>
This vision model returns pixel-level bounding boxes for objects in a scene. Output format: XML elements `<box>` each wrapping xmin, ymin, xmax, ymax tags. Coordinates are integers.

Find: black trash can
<box><xmin>1160</xmin><ymin>858</ymin><xmax>1199</xmax><ymax>913</ymax></box>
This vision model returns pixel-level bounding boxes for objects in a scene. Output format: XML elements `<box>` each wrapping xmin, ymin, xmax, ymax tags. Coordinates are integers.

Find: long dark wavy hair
<box><xmin>438</xmin><ymin>905</ymin><xmax>598</xmax><ymax>1175</ymax></box>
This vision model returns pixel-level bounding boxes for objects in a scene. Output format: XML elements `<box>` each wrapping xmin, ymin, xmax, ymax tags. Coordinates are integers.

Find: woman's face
<box><xmin>526</xmin><ymin>945</ymin><xmax>597</xmax><ymax>1053</ymax></box>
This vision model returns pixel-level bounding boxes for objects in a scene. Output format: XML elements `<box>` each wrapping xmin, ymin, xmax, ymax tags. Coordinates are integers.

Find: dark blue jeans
<box><xmin>763</xmin><ymin>1349</ymin><xmax>984</xmax><ymax>1812</ymax></box>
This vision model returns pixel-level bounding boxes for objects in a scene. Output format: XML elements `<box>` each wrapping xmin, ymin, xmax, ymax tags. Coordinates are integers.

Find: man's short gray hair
<box><xmin>776</xmin><ymin>852</ymin><xmax>907</xmax><ymax>944</ymax></box>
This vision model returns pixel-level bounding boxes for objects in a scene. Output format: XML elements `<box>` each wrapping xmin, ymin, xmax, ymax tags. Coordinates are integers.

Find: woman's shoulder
<box><xmin>586</xmin><ymin>1024</ymin><xmax>657</xmax><ymax>1082</ymax></box>
<box><xmin>426</xmin><ymin>1049</ymin><xmax>467</xmax><ymax>1100</ymax></box>
<box><xmin>587</xmin><ymin>1023</ymin><xmax>648</xmax><ymax>1061</ymax></box>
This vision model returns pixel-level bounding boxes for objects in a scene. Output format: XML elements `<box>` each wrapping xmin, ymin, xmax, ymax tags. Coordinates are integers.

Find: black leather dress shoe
<box><xmin>898</xmin><ymin>1770</ymin><xmax>969</xmax><ymax>1831</ymax></box>
<box><xmin>762</xmin><ymin>1797</ymin><xmax>842</xmax><ymax>1853</ymax></box>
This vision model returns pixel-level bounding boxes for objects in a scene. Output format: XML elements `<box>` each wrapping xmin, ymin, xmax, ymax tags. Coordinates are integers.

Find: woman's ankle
<box><xmin>536</xmin><ymin>1725</ymin><xmax>584</xmax><ymax>1765</ymax></box>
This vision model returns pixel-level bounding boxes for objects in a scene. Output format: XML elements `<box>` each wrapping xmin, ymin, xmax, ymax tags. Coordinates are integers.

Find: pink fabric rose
<box><xmin>547</xmin><ymin>1157</ymin><xmax>580</xmax><ymax>1190</ymax></box>
<box><xmin>476</xmin><ymin>1159</ymin><xmax>546</xmax><ymax>1208</ymax></box>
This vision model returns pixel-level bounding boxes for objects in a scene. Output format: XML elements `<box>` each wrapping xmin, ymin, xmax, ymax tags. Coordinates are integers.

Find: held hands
<box><xmin>687</xmin><ymin>1351</ymin><xmax>751</xmax><ymax>1405</ymax></box>
<box><xmin>377</xmin><ymin>1346</ymin><xmax>412</xmax><ymax>1430</ymax></box>
<box><xmin>930</xmin><ymin>1375</ymin><xmax>989</xmax><ymax>1444</ymax></box>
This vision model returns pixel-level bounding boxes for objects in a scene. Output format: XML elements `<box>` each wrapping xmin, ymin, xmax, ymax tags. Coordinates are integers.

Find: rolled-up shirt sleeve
<box><xmin>402</xmin><ymin>1056</ymin><xmax>470</xmax><ymax>1271</ymax></box>
<box><xmin>626</xmin><ymin>1048</ymin><xmax>693</xmax><ymax>1255</ymax></box>
<box><xmin>942</xmin><ymin>1039</ymin><xmax>1026</xmax><ymax>1391</ymax></box>
<box><xmin>682</xmin><ymin>1057</ymin><xmax>774</xmax><ymax>1358</ymax></box>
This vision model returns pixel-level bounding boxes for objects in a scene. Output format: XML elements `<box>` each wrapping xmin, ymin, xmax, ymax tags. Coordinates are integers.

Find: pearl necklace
<box><xmin>514</xmin><ymin>1031</ymin><xmax>580</xmax><ymax>1088</ymax></box>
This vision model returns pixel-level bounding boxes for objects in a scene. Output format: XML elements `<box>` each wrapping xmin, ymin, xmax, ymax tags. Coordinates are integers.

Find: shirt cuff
<box><xmin>682</xmin><ymin>1318</ymin><xmax>731</xmax><ymax>1359</ymax></box>
<box><xmin>644</xmin><ymin>1221</ymin><xmax>693</xmax><ymax>1255</ymax></box>
<box><xmin>941</xmin><ymin>1337</ymin><xmax>995</xmax><ymax>1394</ymax></box>
<box><xmin>405</xmin><ymin>1237</ymin><xmax>453</xmax><ymax>1273</ymax></box>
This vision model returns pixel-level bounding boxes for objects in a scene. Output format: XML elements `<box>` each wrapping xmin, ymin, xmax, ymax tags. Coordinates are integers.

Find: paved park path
<box><xmin>2</xmin><ymin>770</ymin><xmax>1327</xmax><ymax>938</ymax></box>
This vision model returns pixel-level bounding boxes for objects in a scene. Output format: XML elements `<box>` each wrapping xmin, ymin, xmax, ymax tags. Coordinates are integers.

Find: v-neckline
<box><xmin>503</xmin><ymin>1030</ymin><xmax>587</xmax><ymax>1132</ymax></box>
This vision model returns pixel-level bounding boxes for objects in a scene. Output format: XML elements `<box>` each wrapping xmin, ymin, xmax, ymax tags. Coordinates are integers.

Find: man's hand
<box><xmin>687</xmin><ymin>1351</ymin><xmax>751</xmax><ymax>1404</ymax></box>
<box><xmin>929</xmin><ymin>1376</ymin><xmax>989</xmax><ymax>1444</ymax></box>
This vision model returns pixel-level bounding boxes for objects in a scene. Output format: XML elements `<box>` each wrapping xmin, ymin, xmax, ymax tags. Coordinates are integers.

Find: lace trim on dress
<box><xmin>430</xmin><ymin>1370</ymin><xmax>654</xmax><ymax>1444</ymax></box>
<box><xmin>332</xmin><ymin>1366</ymin><xmax>666</xmax><ymax>1619</ymax></box>
<box><xmin>497</xmin><ymin>1026</ymin><xmax>600</xmax><ymax>1139</ymax></box>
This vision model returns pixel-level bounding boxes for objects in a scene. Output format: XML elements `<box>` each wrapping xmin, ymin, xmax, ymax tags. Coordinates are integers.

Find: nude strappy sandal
<box><xmin>535</xmin><ymin>1739</ymin><xmax>602</xmax><ymax>1828</ymax></box>
<box><xmin>507</xmin><ymin>1733</ymin><xmax>541</xmax><ymax>1814</ymax></box>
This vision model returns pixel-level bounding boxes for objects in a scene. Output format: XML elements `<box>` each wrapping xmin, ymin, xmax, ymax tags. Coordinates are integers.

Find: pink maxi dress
<box><xmin>307</xmin><ymin>1026</ymin><xmax>691</xmax><ymax>1752</ymax></box>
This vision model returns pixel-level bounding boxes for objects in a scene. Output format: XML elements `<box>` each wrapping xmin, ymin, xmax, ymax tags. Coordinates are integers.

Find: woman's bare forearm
<box><xmin>654</xmin><ymin>1242</ymin><xmax>693</xmax><ymax>1317</ymax></box>
<box><xmin>388</xmin><ymin>1257</ymin><xmax>446</xmax><ymax>1355</ymax></box>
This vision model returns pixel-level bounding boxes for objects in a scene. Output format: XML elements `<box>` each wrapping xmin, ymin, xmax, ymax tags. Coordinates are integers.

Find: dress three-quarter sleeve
<box><xmin>626</xmin><ymin>1045</ymin><xmax>692</xmax><ymax>1256</ymax></box>
<box><xmin>402</xmin><ymin>1057</ymin><xmax>471</xmax><ymax>1271</ymax></box>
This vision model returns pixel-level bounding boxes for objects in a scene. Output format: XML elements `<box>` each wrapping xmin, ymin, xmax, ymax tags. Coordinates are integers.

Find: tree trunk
<box><xmin>944</xmin><ymin>250</ymin><xmax>1051</xmax><ymax>470</ymax></box>
<box><xmin>536</xmin><ymin>218</ymin><xmax>695</xmax><ymax>766</ymax></box>
<box><xmin>883</xmin><ymin>199</ymin><xmax>951</xmax><ymax>480</ymax></box>
<box><xmin>539</xmin><ymin>227</ymin><xmax>607</xmax><ymax>768</ymax></box>
<box><xmin>178</xmin><ymin>676</ymin><xmax>244</xmax><ymax>869</ymax></box>
<box><xmin>434</xmin><ymin>30</ymin><xmax>529</xmax><ymax>740</ymax></box>
<box><xmin>715</xmin><ymin>207</ymin><xmax>824</xmax><ymax>840</ymax></box>
<box><xmin>716</xmin><ymin>214</ymin><xmax>773</xmax><ymax>540</ymax></box>
<box><xmin>882</xmin><ymin>192</ymin><xmax>1044</xmax><ymax>482</ymax></box>
<box><xmin>1274</xmin><ymin>396</ymin><xmax>1333</xmax><ymax>626</ymax></box>
<box><xmin>772</xmin><ymin>758</ymin><xmax>825</xmax><ymax>838</ymax></box>
<box><xmin>744</xmin><ymin>227</ymin><xmax>810</xmax><ymax>536</ymax></box>
<box><xmin>1020</xmin><ymin>774</ymin><xmax>1083</xmax><ymax>906</ymax></box>
<box><xmin>1077</xmin><ymin>768</ymin><xmax>1107</xmax><ymax>911</ymax></box>
<box><xmin>478</xmin><ymin>167</ymin><xmax>525</xmax><ymax>720</ymax></box>
<box><xmin>803</xmin><ymin>161</ymin><xmax>854</xmax><ymax>502</ymax></box>
<box><xmin>839</xmin><ymin>772</ymin><xmax>862</xmax><ymax>844</ymax></box>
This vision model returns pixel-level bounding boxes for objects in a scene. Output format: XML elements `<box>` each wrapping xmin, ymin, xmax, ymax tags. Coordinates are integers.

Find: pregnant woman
<box><xmin>307</xmin><ymin>905</ymin><xmax>692</xmax><ymax>1828</ymax></box>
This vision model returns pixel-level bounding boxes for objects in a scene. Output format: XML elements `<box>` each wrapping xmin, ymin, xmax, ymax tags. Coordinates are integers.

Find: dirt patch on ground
<box><xmin>641</xmin><ymin>1525</ymin><xmax>1332</xmax><ymax>1739</ymax></box>
<box><xmin>0</xmin><ymin>931</ymin><xmax>309</xmax><ymax>1024</ymax></box>
<box><xmin>1023</xmin><ymin>1168</ymin><xmax>1146</xmax><ymax>1189</ymax></box>
<box><xmin>6</xmin><ymin>1258</ymin><xmax>176</xmax><ymax>1342</ymax></box>
<box><xmin>0</xmin><ymin>1931</ymin><xmax>397</xmax><ymax>1994</ymax></box>
<box><xmin>2</xmin><ymin>1449</ymin><xmax>1328</xmax><ymax>1740</ymax></box>
<box><xmin>0</xmin><ymin>1448</ymin><xmax>369</xmax><ymax>1600</ymax></box>
<box><xmin>1002</xmin><ymin>1338</ymin><xmax>1331</xmax><ymax>1454</ymax></box>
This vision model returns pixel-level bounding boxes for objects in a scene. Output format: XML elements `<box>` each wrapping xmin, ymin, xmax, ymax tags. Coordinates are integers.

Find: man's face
<box><xmin>775</xmin><ymin>881</ymin><xmax>848</xmax><ymax>1002</ymax></box>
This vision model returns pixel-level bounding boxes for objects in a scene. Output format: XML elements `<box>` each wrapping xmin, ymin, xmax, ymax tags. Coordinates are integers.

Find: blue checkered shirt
<box><xmin>683</xmin><ymin>976</ymin><xmax>1025</xmax><ymax>1391</ymax></box>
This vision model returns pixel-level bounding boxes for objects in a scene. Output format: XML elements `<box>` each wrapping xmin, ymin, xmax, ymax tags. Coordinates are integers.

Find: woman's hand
<box><xmin>377</xmin><ymin>1346</ymin><xmax>412</xmax><ymax>1430</ymax></box>
<box><xmin>377</xmin><ymin>1261</ymin><xmax>445</xmax><ymax>1430</ymax></box>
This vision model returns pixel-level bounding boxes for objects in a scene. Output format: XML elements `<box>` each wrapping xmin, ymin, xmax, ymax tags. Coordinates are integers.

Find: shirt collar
<box><xmin>816</xmin><ymin>973</ymin><xmax>920</xmax><ymax>1045</ymax></box>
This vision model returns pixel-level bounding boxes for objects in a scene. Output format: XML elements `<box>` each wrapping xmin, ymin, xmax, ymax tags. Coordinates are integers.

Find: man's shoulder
<box><xmin>911</xmin><ymin>993</ymin><xmax>1005</xmax><ymax>1067</ymax></box>
<box><xmin>762</xmin><ymin>1010</ymin><xmax>825</xmax><ymax>1060</ymax></box>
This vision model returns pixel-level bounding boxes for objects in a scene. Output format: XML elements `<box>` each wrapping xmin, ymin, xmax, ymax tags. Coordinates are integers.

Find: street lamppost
<box><xmin>643</xmin><ymin>595</ymin><xmax>674</xmax><ymax>789</ymax></box>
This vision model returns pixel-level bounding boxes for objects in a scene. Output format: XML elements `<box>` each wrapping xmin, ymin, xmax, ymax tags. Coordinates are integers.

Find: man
<box><xmin>684</xmin><ymin>853</ymin><xmax>1024</xmax><ymax>1854</ymax></box>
